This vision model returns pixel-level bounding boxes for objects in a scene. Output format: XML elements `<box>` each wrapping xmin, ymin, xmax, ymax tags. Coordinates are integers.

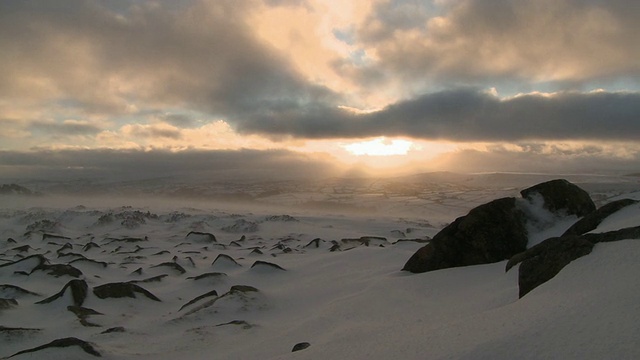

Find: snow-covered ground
<box><xmin>0</xmin><ymin>174</ymin><xmax>638</xmax><ymax>359</ymax></box>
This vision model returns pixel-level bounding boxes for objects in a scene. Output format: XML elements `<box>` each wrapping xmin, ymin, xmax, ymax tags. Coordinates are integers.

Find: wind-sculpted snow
<box><xmin>0</xmin><ymin>175</ymin><xmax>638</xmax><ymax>359</ymax></box>
<box><xmin>0</xmin><ymin>203</ymin><xmax>436</xmax><ymax>359</ymax></box>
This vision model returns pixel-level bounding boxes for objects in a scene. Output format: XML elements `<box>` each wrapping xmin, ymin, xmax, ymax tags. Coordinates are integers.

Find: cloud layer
<box><xmin>0</xmin><ymin>148</ymin><xmax>343</xmax><ymax>182</ymax></box>
<box><xmin>0</xmin><ymin>0</ymin><xmax>638</xmax><ymax>175</ymax></box>
<box><xmin>238</xmin><ymin>88</ymin><xmax>640</xmax><ymax>141</ymax></box>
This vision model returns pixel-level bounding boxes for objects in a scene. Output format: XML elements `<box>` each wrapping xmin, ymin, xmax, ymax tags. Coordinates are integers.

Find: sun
<box><xmin>343</xmin><ymin>137</ymin><xmax>413</xmax><ymax>156</ymax></box>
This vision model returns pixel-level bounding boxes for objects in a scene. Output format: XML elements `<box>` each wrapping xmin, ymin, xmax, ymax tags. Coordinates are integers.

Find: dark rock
<box><xmin>329</xmin><ymin>240</ymin><xmax>341</xmax><ymax>252</ymax></box>
<box><xmin>216</xmin><ymin>320</ymin><xmax>253</xmax><ymax>329</ymax></box>
<box><xmin>516</xmin><ymin>236</ymin><xmax>594</xmax><ymax>297</ymax></box>
<box><xmin>11</xmin><ymin>245</ymin><xmax>33</xmax><ymax>253</ymax></box>
<box><xmin>520</xmin><ymin>179</ymin><xmax>596</xmax><ymax>217</ymax></box>
<box><xmin>304</xmin><ymin>238</ymin><xmax>323</xmax><ymax>248</ymax></box>
<box><xmin>0</xmin><ymin>326</ymin><xmax>41</xmax><ymax>334</ymax></box>
<box><xmin>230</xmin><ymin>285</ymin><xmax>259</xmax><ymax>293</ymax></box>
<box><xmin>33</xmin><ymin>263</ymin><xmax>83</xmax><ymax>278</ymax></box>
<box><xmin>212</xmin><ymin>254</ymin><xmax>241</xmax><ymax>267</ymax></box>
<box><xmin>0</xmin><ymin>254</ymin><xmax>48</xmax><ymax>273</ymax></box>
<box><xmin>187</xmin><ymin>272</ymin><xmax>227</xmax><ymax>281</ymax></box>
<box><xmin>508</xmin><ymin>226</ymin><xmax>640</xmax><ymax>297</ymax></box>
<box><xmin>264</xmin><ymin>215</ymin><xmax>299</xmax><ymax>222</ymax></box>
<box><xmin>221</xmin><ymin>219</ymin><xmax>259</xmax><ymax>233</ymax></box>
<box><xmin>250</xmin><ymin>260</ymin><xmax>286</xmax><ymax>271</ymax></box>
<box><xmin>581</xmin><ymin>226</ymin><xmax>640</xmax><ymax>244</ymax></box>
<box><xmin>391</xmin><ymin>229</ymin><xmax>406</xmax><ymax>237</ymax></box>
<box><xmin>25</xmin><ymin>219</ymin><xmax>59</xmax><ymax>233</ymax></box>
<box><xmin>392</xmin><ymin>238</ymin><xmax>430</xmax><ymax>244</ymax></box>
<box><xmin>186</xmin><ymin>231</ymin><xmax>217</xmax><ymax>243</ymax></box>
<box><xmin>67</xmin><ymin>305</ymin><xmax>103</xmax><ymax>317</ymax></box>
<box><xmin>179</xmin><ymin>289</ymin><xmax>219</xmax><ymax>311</ymax></box>
<box><xmin>563</xmin><ymin>199</ymin><xmax>639</xmax><ymax>236</ymax></box>
<box><xmin>36</xmin><ymin>279</ymin><xmax>88</xmax><ymax>307</ymax></box>
<box><xmin>150</xmin><ymin>262</ymin><xmax>186</xmax><ymax>275</ymax></box>
<box><xmin>0</xmin><ymin>298</ymin><xmax>18</xmax><ymax>309</ymax></box>
<box><xmin>57</xmin><ymin>242</ymin><xmax>74</xmax><ymax>252</ymax></box>
<box><xmin>82</xmin><ymin>242</ymin><xmax>101</xmax><ymax>251</ymax></box>
<box><xmin>6</xmin><ymin>337</ymin><xmax>101</xmax><ymax>358</ymax></box>
<box><xmin>101</xmin><ymin>326</ymin><xmax>126</xmax><ymax>334</ymax></box>
<box><xmin>403</xmin><ymin>197</ymin><xmax>527</xmax><ymax>273</ymax></box>
<box><xmin>42</xmin><ymin>233</ymin><xmax>71</xmax><ymax>242</ymax></box>
<box><xmin>341</xmin><ymin>236</ymin><xmax>388</xmax><ymax>247</ymax></box>
<box><xmin>57</xmin><ymin>251</ymin><xmax>86</xmax><ymax>260</ymax></box>
<box><xmin>93</xmin><ymin>282</ymin><xmax>161</xmax><ymax>302</ymax></box>
<box><xmin>292</xmin><ymin>342</ymin><xmax>311</xmax><ymax>352</ymax></box>
<box><xmin>67</xmin><ymin>305</ymin><xmax>103</xmax><ymax>327</ymax></box>
<box><xmin>0</xmin><ymin>284</ymin><xmax>41</xmax><ymax>298</ymax></box>
<box><xmin>105</xmin><ymin>236</ymin><xmax>147</xmax><ymax>244</ymax></box>
<box><xmin>69</xmin><ymin>258</ymin><xmax>109</xmax><ymax>268</ymax></box>
<box><xmin>0</xmin><ymin>183</ymin><xmax>35</xmax><ymax>195</ymax></box>
<box><xmin>130</xmin><ymin>274</ymin><xmax>169</xmax><ymax>283</ymax></box>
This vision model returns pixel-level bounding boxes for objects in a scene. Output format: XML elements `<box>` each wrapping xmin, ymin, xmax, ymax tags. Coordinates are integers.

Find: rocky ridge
<box><xmin>403</xmin><ymin>179</ymin><xmax>640</xmax><ymax>297</ymax></box>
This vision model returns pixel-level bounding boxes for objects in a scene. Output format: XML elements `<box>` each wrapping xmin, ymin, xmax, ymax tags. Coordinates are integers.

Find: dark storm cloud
<box><xmin>0</xmin><ymin>148</ymin><xmax>342</xmax><ymax>182</ymax></box>
<box><xmin>0</xmin><ymin>0</ymin><xmax>337</xmax><ymax>116</ymax></box>
<box><xmin>1</xmin><ymin>0</ymin><xmax>638</xmax><ymax>149</ymax></box>
<box><xmin>236</xmin><ymin>88</ymin><xmax>640</xmax><ymax>142</ymax></box>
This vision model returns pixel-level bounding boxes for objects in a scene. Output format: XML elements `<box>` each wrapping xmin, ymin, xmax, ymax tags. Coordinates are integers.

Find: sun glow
<box><xmin>343</xmin><ymin>137</ymin><xmax>413</xmax><ymax>156</ymax></box>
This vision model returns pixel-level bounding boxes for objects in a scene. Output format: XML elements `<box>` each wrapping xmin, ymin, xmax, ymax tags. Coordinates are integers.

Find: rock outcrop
<box><xmin>6</xmin><ymin>337</ymin><xmax>101</xmax><ymax>358</ymax></box>
<box><xmin>403</xmin><ymin>179</ymin><xmax>605</xmax><ymax>274</ymax></box>
<box><xmin>508</xmin><ymin>226</ymin><xmax>640</xmax><ymax>297</ymax></box>
<box><xmin>403</xmin><ymin>197</ymin><xmax>528</xmax><ymax>273</ymax></box>
<box><xmin>520</xmin><ymin>179</ymin><xmax>595</xmax><ymax>217</ymax></box>
<box><xmin>562</xmin><ymin>199</ymin><xmax>638</xmax><ymax>236</ymax></box>
<box><xmin>36</xmin><ymin>279</ymin><xmax>88</xmax><ymax>307</ymax></box>
<box><xmin>93</xmin><ymin>282</ymin><xmax>161</xmax><ymax>301</ymax></box>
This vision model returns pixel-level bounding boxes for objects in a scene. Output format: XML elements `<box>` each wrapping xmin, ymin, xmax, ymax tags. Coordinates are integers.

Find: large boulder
<box><xmin>403</xmin><ymin>197</ymin><xmax>528</xmax><ymax>273</ymax></box>
<box><xmin>512</xmin><ymin>236</ymin><xmax>594</xmax><ymax>298</ymax></box>
<box><xmin>509</xmin><ymin>226</ymin><xmax>640</xmax><ymax>297</ymax></box>
<box><xmin>520</xmin><ymin>179</ymin><xmax>595</xmax><ymax>217</ymax></box>
<box><xmin>562</xmin><ymin>199</ymin><xmax>638</xmax><ymax>236</ymax></box>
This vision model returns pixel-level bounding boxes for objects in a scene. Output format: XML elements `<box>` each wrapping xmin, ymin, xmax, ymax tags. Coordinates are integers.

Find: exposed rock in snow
<box><xmin>520</xmin><ymin>179</ymin><xmax>596</xmax><ymax>217</ymax></box>
<box><xmin>403</xmin><ymin>197</ymin><xmax>527</xmax><ymax>273</ymax></box>
<box><xmin>563</xmin><ymin>198</ymin><xmax>639</xmax><ymax>236</ymax></box>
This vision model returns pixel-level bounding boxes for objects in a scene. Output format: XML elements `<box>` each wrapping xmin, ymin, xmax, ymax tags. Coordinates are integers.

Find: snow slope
<box><xmin>0</xmin><ymin>180</ymin><xmax>638</xmax><ymax>359</ymax></box>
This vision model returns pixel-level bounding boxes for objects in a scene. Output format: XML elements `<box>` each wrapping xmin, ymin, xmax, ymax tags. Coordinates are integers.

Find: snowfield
<box><xmin>0</xmin><ymin>174</ymin><xmax>638</xmax><ymax>359</ymax></box>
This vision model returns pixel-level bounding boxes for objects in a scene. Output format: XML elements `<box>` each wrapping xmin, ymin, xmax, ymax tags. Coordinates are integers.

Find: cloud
<box><xmin>29</xmin><ymin>120</ymin><xmax>103</xmax><ymax>136</ymax></box>
<box><xmin>0</xmin><ymin>0</ymin><xmax>337</xmax><ymax>117</ymax></box>
<box><xmin>0</xmin><ymin>148</ymin><xmax>343</xmax><ymax>182</ymax></box>
<box><xmin>161</xmin><ymin>114</ymin><xmax>198</xmax><ymax>128</ymax></box>
<box><xmin>356</xmin><ymin>0</ymin><xmax>640</xmax><ymax>85</ymax></box>
<box><xmin>121</xmin><ymin>123</ymin><xmax>182</xmax><ymax>140</ymax></box>
<box><xmin>235</xmin><ymin>88</ymin><xmax>640</xmax><ymax>142</ymax></box>
<box><xmin>431</xmin><ymin>141</ymin><xmax>640</xmax><ymax>174</ymax></box>
<box><xmin>0</xmin><ymin>0</ymin><xmax>637</xmax><ymax>176</ymax></box>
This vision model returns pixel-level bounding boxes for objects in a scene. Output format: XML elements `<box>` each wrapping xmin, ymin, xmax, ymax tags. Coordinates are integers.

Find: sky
<box><xmin>0</xmin><ymin>0</ymin><xmax>639</xmax><ymax>181</ymax></box>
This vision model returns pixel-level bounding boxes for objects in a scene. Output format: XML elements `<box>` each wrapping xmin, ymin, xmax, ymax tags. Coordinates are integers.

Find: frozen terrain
<box><xmin>0</xmin><ymin>172</ymin><xmax>638</xmax><ymax>359</ymax></box>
